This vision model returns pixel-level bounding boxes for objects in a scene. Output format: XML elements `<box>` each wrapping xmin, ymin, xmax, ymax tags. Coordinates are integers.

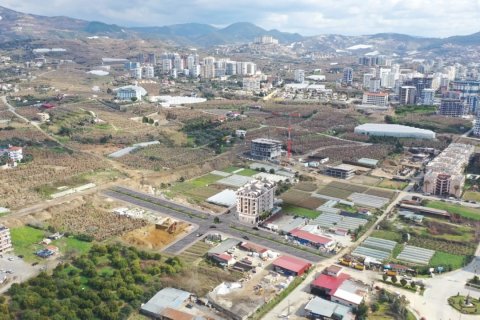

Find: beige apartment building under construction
<box><xmin>423</xmin><ymin>143</ymin><xmax>474</xmax><ymax>197</ymax></box>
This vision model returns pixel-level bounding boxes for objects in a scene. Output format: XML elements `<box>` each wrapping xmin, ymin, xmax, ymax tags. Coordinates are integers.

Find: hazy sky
<box><xmin>1</xmin><ymin>0</ymin><xmax>480</xmax><ymax>37</ymax></box>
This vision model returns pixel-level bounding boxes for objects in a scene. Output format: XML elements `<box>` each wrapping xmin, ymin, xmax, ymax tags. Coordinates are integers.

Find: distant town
<box><xmin>0</xmin><ymin>3</ymin><xmax>480</xmax><ymax>320</ymax></box>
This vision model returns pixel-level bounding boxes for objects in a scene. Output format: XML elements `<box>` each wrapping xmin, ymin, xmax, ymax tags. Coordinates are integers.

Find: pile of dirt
<box><xmin>122</xmin><ymin>222</ymin><xmax>190</xmax><ymax>250</ymax></box>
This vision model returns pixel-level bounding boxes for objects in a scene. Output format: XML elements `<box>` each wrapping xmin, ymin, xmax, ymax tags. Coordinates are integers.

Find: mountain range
<box><xmin>0</xmin><ymin>5</ymin><xmax>479</xmax><ymax>52</ymax></box>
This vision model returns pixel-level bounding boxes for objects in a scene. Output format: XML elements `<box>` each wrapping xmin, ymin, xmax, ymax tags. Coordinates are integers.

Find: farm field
<box><xmin>180</xmin><ymin>241</ymin><xmax>213</xmax><ymax>265</ymax></box>
<box><xmin>293</xmin><ymin>182</ymin><xmax>318</xmax><ymax>192</ymax></box>
<box><xmin>45</xmin><ymin>195</ymin><xmax>149</xmax><ymax>241</ymax></box>
<box><xmin>377</xmin><ymin>179</ymin><xmax>408</xmax><ymax>190</ymax></box>
<box><xmin>281</xmin><ymin>204</ymin><xmax>320</xmax><ymax>219</ymax></box>
<box><xmin>280</xmin><ymin>189</ymin><xmax>326</xmax><ymax>210</ymax></box>
<box><xmin>168</xmin><ymin>173</ymin><xmax>226</xmax><ymax>203</ymax></box>
<box><xmin>425</xmin><ymin>200</ymin><xmax>480</xmax><ymax>221</ymax></box>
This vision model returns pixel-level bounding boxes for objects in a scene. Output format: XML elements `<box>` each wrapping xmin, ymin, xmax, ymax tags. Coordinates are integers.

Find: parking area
<box><xmin>0</xmin><ymin>253</ymin><xmax>39</xmax><ymax>294</ymax></box>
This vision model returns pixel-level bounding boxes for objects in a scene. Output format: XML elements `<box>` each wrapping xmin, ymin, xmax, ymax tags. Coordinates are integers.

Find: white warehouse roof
<box><xmin>354</xmin><ymin>123</ymin><xmax>435</xmax><ymax>140</ymax></box>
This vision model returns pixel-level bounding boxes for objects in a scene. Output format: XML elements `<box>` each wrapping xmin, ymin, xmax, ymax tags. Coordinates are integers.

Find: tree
<box><xmin>391</xmin><ymin>275</ymin><xmax>398</xmax><ymax>284</ymax></box>
<box><xmin>400</xmin><ymin>278</ymin><xmax>408</xmax><ymax>287</ymax></box>
<box><xmin>269</xmin><ymin>168</ymin><xmax>275</xmax><ymax>174</ymax></box>
<box><xmin>213</xmin><ymin>217</ymin><xmax>220</xmax><ymax>224</ymax></box>
<box><xmin>371</xmin><ymin>302</ymin><xmax>380</xmax><ymax>312</ymax></box>
<box><xmin>131</xmin><ymin>97</ymin><xmax>138</xmax><ymax>102</ymax></box>
<box><xmin>382</xmin><ymin>274</ymin><xmax>388</xmax><ymax>282</ymax></box>
<box><xmin>355</xmin><ymin>302</ymin><xmax>368</xmax><ymax>320</ymax></box>
<box><xmin>410</xmin><ymin>281</ymin><xmax>417</xmax><ymax>289</ymax></box>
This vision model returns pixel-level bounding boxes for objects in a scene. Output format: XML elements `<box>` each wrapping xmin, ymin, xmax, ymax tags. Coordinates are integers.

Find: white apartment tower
<box><xmin>0</xmin><ymin>225</ymin><xmax>12</xmax><ymax>254</ymax></box>
<box><xmin>236</xmin><ymin>180</ymin><xmax>276</xmax><ymax>225</ymax></box>
<box><xmin>294</xmin><ymin>69</ymin><xmax>305</xmax><ymax>83</ymax></box>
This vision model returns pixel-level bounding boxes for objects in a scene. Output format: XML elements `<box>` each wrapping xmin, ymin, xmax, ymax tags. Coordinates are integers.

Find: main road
<box><xmin>105</xmin><ymin>186</ymin><xmax>327</xmax><ymax>262</ymax></box>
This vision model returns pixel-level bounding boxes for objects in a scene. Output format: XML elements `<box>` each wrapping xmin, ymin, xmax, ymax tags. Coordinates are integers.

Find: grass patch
<box><xmin>294</xmin><ymin>182</ymin><xmax>317</xmax><ymax>192</ymax></box>
<box><xmin>425</xmin><ymin>200</ymin><xmax>480</xmax><ymax>221</ymax></box>
<box><xmin>282</xmin><ymin>204</ymin><xmax>320</xmax><ymax>218</ymax></box>
<box><xmin>395</xmin><ymin>105</ymin><xmax>437</xmax><ymax>116</ymax></box>
<box><xmin>463</xmin><ymin>191</ymin><xmax>480</xmax><ymax>202</ymax></box>
<box><xmin>235</xmin><ymin>168</ymin><xmax>259</xmax><ymax>177</ymax></box>
<box><xmin>223</xmin><ymin>166</ymin><xmax>242</xmax><ymax>173</ymax></box>
<box><xmin>370</xmin><ymin>230</ymin><xmax>403</xmax><ymax>242</ymax></box>
<box><xmin>448</xmin><ymin>295</ymin><xmax>480</xmax><ymax>315</ymax></box>
<box><xmin>429</xmin><ymin>251</ymin><xmax>469</xmax><ymax>270</ymax></box>
<box><xmin>189</xmin><ymin>173</ymin><xmax>224</xmax><ymax>187</ymax></box>
<box><xmin>378</xmin><ymin>179</ymin><xmax>408</xmax><ymax>190</ymax></box>
<box><xmin>52</xmin><ymin>237</ymin><xmax>93</xmax><ymax>256</ymax></box>
<box><xmin>9</xmin><ymin>226</ymin><xmax>45</xmax><ymax>262</ymax></box>
<box><xmin>392</xmin><ymin>243</ymin><xmax>404</xmax><ymax>258</ymax></box>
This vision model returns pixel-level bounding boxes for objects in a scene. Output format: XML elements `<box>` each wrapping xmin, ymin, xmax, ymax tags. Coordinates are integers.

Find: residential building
<box><xmin>324</xmin><ymin>164</ymin><xmax>356</xmax><ymax>180</ymax></box>
<box><xmin>451</xmin><ymin>80</ymin><xmax>480</xmax><ymax>113</ymax></box>
<box><xmin>147</xmin><ymin>53</ymin><xmax>156</xmax><ymax>65</ymax></box>
<box><xmin>369</xmin><ymin>78</ymin><xmax>381</xmax><ymax>92</ymax></box>
<box><xmin>342</xmin><ymin>68</ymin><xmax>353</xmax><ymax>86</ymax></box>
<box><xmin>423</xmin><ymin>143</ymin><xmax>474</xmax><ymax>197</ymax></box>
<box><xmin>399</xmin><ymin>86</ymin><xmax>416</xmax><ymax>105</ymax></box>
<box><xmin>254</xmin><ymin>35</ymin><xmax>279</xmax><ymax>44</ymax></box>
<box><xmin>439</xmin><ymin>98</ymin><xmax>466</xmax><ymax>117</ymax></box>
<box><xmin>5</xmin><ymin>146</ymin><xmax>23</xmax><ymax>162</ymax></box>
<box><xmin>115</xmin><ymin>85</ymin><xmax>147</xmax><ymax>101</ymax></box>
<box><xmin>0</xmin><ymin>225</ymin><xmax>12</xmax><ymax>254</ymax></box>
<box><xmin>362</xmin><ymin>73</ymin><xmax>374</xmax><ymax>89</ymax></box>
<box><xmin>225</xmin><ymin>61</ymin><xmax>237</xmax><ymax>75</ymax></box>
<box><xmin>242</xmin><ymin>77</ymin><xmax>261</xmax><ymax>92</ymax></box>
<box><xmin>362</xmin><ymin>92</ymin><xmax>389</xmax><ymax>106</ymax></box>
<box><xmin>474</xmin><ymin>113</ymin><xmax>480</xmax><ymax>137</ymax></box>
<box><xmin>143</xmin><ymin>65</ymin><xmax>155</xmax><ymax>79</ymax></box>
<box><xmin>294</xmin><ymin>69</ymin><xmax>305</xmax><ymax>83</ymax></box>
<box><xmin>130</xmin><ymin>67</ymin><xmax>142</xmax><ymax>79</ymax></box>
<box><xmin>161</xmin><ymin>59</ymin><xmax>172</xmax><ymax>73</ymax></box>
<box><xmin>237</xmin><ymin>62</ymin><xmax>256</xmax><ymax>76</ymax></box>
<box><xmin>354</xmin><ymin>123</ymin><xmax>436</xmax><ymax>140</ymax></box>
<box><xmin>250</xmin><ymin>138</ymin><xmax>282</xmax><ymax>160</ymax></box>
<box><xmin>420</xmin><ymin>88</ymin><xmax>435</xmax><ymax>105</ymax></box>
<box><xmin>236</xmin><ymin>179</ymin><xmax>275</xmax><ymax>225</ymax></box>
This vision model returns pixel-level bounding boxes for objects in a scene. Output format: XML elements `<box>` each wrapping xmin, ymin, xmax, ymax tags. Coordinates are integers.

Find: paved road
<box><xmin>106</xmin><ymin>186</ymin><xmax>327</xmax><ymax>262</ymax></box>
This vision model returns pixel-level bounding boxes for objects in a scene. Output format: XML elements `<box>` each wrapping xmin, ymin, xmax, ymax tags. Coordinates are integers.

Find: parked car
<box><xmin>242</xmin><ymin>236</ymin><xmax>249</xmax><ymax>240</ymax></box>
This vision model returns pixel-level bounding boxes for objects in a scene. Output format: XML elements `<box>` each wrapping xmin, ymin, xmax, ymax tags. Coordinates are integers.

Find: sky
<box><xmin>1</xmin><ymin>0</ymin><xmax>480</xmax><ymax>37</ymax></box>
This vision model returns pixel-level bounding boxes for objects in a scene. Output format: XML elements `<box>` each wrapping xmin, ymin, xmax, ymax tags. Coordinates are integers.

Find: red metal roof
<box><xmin>290</xmin><ymin>228</ymin><xmax>333</xmax><ymax>245</ymax></box>
<box><xmin>272</xmin><ymin>255</ymin><xmax>311</xmax><ymax>273</ymax></box>
<box><xmin>215</xmin><ymin>253</ymin><xmax>233</xmax><ymax>261</ymax></box>
<box><xmin>311</xmin><ymin>273</ymin><xmax>350</xmax><ymax>291</ymax></box>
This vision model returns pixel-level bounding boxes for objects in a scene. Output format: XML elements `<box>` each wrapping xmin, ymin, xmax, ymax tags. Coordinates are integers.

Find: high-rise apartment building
<box><xmin>294</xmin><ymin>69</ymin><xmax>305</xmax><ymax>83</ymax></box>
<box><xmin>423</xmin><ymin>143</ymin><xmax>474</xmax><ymax>197</ymax></box>
<box><xmin>236</xmin><ymin>180</ymin><xmax>276</xmax><ymax>225</ymax></box>
<box><xmin>0</xmin><ymin>225</ymin><xmax>12</xmax><ymax>254</ymax></box>
<box><xmin>342</xmin><ymin>68</ymin><xmax>353</xmax><ymax>85</ymax></box>
<box><xmin>420</xmin><ymin>88</ymin><xmax>435</xmax><ymax>105</ymax></box>
<box><xmin>399</xmin><ymin>86</ymin><xmax>417</xmax><ymax>105</ymax></box>
<box><xmin>439</xmin><ymin>98</ymin><xmax>466</xmax><ymax>117</ymax></box>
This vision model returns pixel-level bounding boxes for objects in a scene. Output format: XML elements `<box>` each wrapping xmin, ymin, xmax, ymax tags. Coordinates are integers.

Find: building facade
<box><xmin>242</xmin><ymin>77</ymin><xmax>261</xmax><ymax>92</ymax></box>
<box><xmin>250</xmin><ymin>138</ymin><xmax>282</xmax><ymax>160</ymax></box>
<box><xmin>423</xmin><ymin>143</ymin><xmax>474</xmax><ymax>197</ymax></box>
<box><xmin>294</xmin><ymin>69</ymin><xmax>305</xmax><ymax>83</ymax></box>
<box><xmin>342</xmin><ymin>68</ymin><xmax>353</xmax><ymax>86</ymax></box>
<box><xmin>399</xmin><ymin>86</ymin><xmax>416</xmax><ymax>105</ymax></box>
<box><xmin>0</xmin><ymin>225</ymin><xmax>12</xmax><ymax>254</ymax></box>
<box><xmin>439</xmin><ymin>98</ymin><xmax>466</xmax><ymax>117</ymax></box>
<box><xmin>236</xmin><ymin>180</ymin><xmax>276</xmax><ymax>225</ymax></box>
<box><xmin>362</xmin><ymin>92</ymin><xmax>388</xmax><ymax>106</ymax></box>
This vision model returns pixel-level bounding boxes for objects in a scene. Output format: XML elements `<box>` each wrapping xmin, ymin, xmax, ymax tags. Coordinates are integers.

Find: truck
<box><xmin>353</xmin><ymin>263</ymin><xmax>365</xmax><ymax>271</ymax></box>
<box><xmin>339</xmin><ymin>259</ymin><xmax>352</xmax><ymax>267</ymax></box>
<box><xmin>386</xmin><ymin>270</ymin><xmax>398</xmax><ymax>277</ymax></box>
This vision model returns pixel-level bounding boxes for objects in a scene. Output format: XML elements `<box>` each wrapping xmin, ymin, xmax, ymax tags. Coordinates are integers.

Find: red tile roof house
<box><xmin>272</xmin><ymin>255</ymin><xmax>312</xmax><ymax>276</ymax></box>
